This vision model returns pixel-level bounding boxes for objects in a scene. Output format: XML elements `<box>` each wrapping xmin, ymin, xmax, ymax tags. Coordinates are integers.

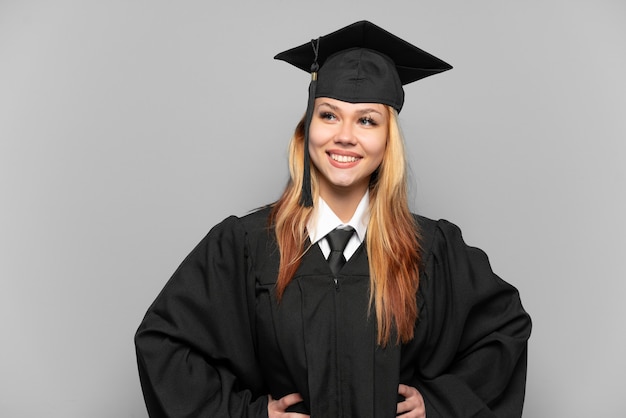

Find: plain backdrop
<box><xmin>1</xmin><ymin>1</ymin><xmax>625</xmax><ymax>417</ymax></box>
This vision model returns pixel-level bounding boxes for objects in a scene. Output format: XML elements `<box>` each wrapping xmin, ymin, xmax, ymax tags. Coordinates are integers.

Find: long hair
<box><xmin>269</xmin><ymin>108</ymin><xmax>422</xmax><ymax>346</ymax></box>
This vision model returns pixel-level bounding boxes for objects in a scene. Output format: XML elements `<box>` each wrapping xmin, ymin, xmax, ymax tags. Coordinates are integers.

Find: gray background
<box><xmin>1</xmin><ymin>1</ymin><xmax>624</xmax><ymax>417</ymax></box>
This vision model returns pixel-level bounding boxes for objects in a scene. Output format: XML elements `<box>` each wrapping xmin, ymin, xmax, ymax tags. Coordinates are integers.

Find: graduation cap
<box><xmin>275</xmin><ymin>20</ymin><xmax>452</xmax><ymax>207</ymax></box>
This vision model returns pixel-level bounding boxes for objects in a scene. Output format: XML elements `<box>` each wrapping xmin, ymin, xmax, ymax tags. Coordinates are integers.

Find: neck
<box><xmin>319</xmin><ymin>184</ymin><xmax>368</xmax><ymax>223</ymax></box>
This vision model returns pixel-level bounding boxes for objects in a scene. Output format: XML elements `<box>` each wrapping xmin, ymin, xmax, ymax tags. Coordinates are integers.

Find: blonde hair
<box><xmin>269</xmin><ymin>108</ymin><xmax>421</xmax><ymax>346</ymax></box>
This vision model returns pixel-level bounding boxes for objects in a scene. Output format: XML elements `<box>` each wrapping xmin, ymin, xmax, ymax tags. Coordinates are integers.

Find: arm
<box><xmin>135</xmin><ymin>216</ymin><xmax>268</xmax><ymax>417</ymax></box>
<box><xmin>408</xmin><ymin>219</ymin><xmax>532</xmax><ymax>418</ymax></box>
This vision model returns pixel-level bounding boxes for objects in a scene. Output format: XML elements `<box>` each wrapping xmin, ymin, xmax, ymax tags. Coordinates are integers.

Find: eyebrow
<box><xmin>317</xmin><ymin>102</ymin><xmax>384</xmax><ymax>117</ymax></box>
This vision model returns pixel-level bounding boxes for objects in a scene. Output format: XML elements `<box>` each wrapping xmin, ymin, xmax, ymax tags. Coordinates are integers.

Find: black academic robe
<box><xmin>135</xmin><ymin>207</ymin><xmax>531</xmax><ymax>417</ymax></box>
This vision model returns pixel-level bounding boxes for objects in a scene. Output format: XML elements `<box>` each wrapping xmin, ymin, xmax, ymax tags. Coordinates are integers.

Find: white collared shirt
<box><xmin>306</xmin><ymin>191</ymin><xmax>370</xmax><ymax>261</ymax></box>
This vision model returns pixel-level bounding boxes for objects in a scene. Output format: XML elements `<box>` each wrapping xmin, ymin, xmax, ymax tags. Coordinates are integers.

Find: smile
<box><xmin>329</xmin><ymin>153</ymin><xmax>360</xmax><ymax>163</ymax></box>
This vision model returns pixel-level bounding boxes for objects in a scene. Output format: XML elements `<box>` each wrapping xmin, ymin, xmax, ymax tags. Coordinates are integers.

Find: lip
<box><xmin>326</xmin><ymin>150</ymin><xmax>362</xmax><ymax>168</ymax></box>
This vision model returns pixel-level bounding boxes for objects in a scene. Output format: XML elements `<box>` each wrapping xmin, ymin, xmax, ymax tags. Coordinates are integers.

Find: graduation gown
<box><xmin>135</xmin><ymin>206</ymin><xmax>531</xmax><ymax>417</ymax></box>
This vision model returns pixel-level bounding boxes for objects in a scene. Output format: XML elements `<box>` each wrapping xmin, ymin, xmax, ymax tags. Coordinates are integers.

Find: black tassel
<box><xmin>299</xmin><ymin>38</ymin><xmax>320</xmax><ymax>207</ymax></box>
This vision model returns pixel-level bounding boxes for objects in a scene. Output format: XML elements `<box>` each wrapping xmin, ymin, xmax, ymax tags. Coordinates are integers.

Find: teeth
<box><xmin>330</xmin><ymin>154</ymin><xmax>359</xmax><ymax>163</ymax></box>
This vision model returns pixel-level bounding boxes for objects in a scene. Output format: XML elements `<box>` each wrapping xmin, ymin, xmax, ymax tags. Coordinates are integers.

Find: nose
<box><xmin>335</xmin><ymin>122</ymin><xmax>356</xmax><ymax>145</ymax></box>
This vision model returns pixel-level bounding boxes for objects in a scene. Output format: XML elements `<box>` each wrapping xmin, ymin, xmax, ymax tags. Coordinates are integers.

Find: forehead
<box><xmin>314</xmin><ymin>97</ymin><xmax>387</xmax><ymax>113</ymax></box>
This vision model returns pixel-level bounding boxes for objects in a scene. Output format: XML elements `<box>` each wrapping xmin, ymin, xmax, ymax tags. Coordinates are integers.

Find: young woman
<box><xmin>135</xmin><ymin>21</ymin><xmax>531</xmax><ymax>418</ymax></box>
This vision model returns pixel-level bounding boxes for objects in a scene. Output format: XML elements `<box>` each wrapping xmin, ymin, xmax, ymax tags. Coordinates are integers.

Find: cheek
<box><xmin>366</xmin><ymin>135</ymin><xmax>388</xmax><ymax>164</ymax></box>
<box><xmin>308</xmin><ymin>122</ymin><xmax>331</xmax><ymax>148</ymax></box>
<box><xmin>307</xmin><ymin>126</ymin><xmax>326</xmax><ymax>168</ymax></box>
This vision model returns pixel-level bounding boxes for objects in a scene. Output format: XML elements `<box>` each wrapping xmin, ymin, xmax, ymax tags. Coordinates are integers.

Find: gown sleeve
<box><xmin>134</xmin><ymin>216</ymin><xmax>268</xmax><ymax>418</ymax></box>
<box><xmin>408</xmin><ymin>219</ymin><xmax>532</xmax><ymax>418</ymax></box>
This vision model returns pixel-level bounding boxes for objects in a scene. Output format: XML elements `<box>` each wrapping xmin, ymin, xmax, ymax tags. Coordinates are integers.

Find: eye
<box><xmin>358</xmin><ymin>116</ymin><xmax>378</xmax><ymax>127</ymax></box>
<box><xmin>319</xmin><ymin>111</ymin><xmax>337</xmax><ymax>121</ymax></box>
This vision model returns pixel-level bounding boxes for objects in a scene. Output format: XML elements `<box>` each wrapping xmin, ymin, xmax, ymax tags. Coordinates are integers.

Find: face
<box><xmin>308</xmin><ymin>97</ymin><xmax>389</xmax><ymax>199</ymax></box>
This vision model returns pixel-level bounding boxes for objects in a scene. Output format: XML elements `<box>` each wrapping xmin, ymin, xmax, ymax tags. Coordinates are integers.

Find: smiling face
<box><xmin>308</xmin><ymin>97</ymin><xmax>389</xmax><ymax>201</ymax></box>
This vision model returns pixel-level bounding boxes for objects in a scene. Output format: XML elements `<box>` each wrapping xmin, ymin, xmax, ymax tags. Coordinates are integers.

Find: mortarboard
<box><xmin>275</xmin><ymin>20</ymin><xmax>452</xmax><ymax>207</ymax></box>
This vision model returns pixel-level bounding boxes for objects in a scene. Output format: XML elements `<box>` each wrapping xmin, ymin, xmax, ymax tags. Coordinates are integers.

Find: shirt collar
<box><xmin>307</xmin><ymin>190</ymin><xmax>370</xmax><ymax>245</ymax></box>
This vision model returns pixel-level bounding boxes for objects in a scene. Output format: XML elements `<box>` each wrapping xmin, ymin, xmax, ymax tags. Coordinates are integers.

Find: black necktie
<box><xmin>326</xmin><ymin>227</ymin><xmax>354</xmax><ymax>275</ymax></box>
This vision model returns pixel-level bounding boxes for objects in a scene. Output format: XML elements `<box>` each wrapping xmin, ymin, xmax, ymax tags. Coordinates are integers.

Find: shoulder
<box><xmin>205</xmin><ymin>205</ymin><xmax>273</xmax><ymax>238</ymax></box>
<box><xmin>239</xmin><ymin>204</ymin><xmax>273</xmax><ymax>232</ymax></box>
<box><xmin>206</xmin><ymin>205</ymin><xmax>276</xmax><ymax>257</ymax></box>
<box><xmin>413</xmin><ymin>214</ymin><xmax>464</xmax><ymax>251</ymax></box>
<box><xmin>413</xmin><ymin>214</ymin><xmax>488</xmax><ymax>269</ymax></box>
<box><xmin>172</xmin><ymin>206</ymin><xmax>274</xmax><ymax>279</ymax></box>
<box><xmin>414</xmin><ymin>214</ymin><xmax>522</xmax><ymax>304</ymax></box>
